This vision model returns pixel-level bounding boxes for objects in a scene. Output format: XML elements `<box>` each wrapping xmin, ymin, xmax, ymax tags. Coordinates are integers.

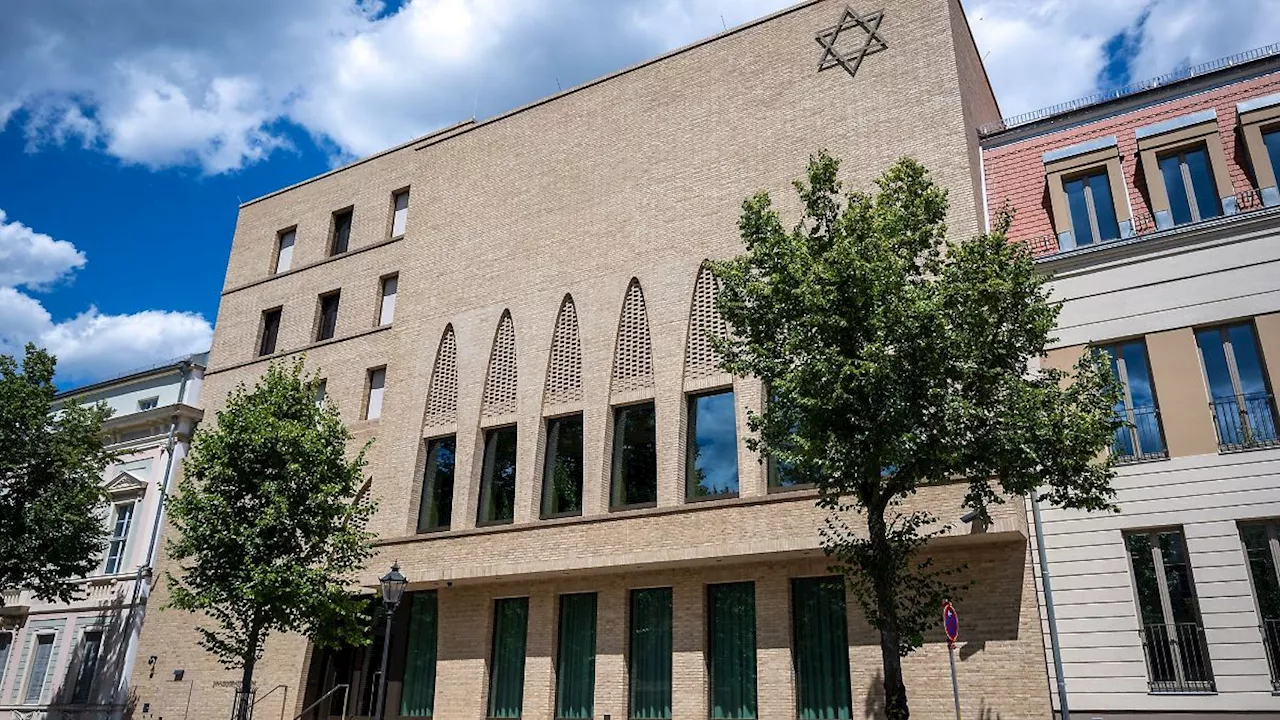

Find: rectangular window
<box><xmin>610</xmin><ymin>402</ymin><xmax>657</xmax><ymax>508</ymax></box>
<box><xmin>1265</xmin><ymin>129</ymin><xmax>1280</xmax><ymax>189</ymax></box>
<box><xmin>275</xmin><ymin>229</ymin><xmax>295</xmax><ymax>274</ymax></box>
<box><xmin>400</xmin><ymin>592</ymin><xmax>439</xmax><ymax>717</ymax></box>
<box><xmin>478</xmin><ymin>426</ymin><xmax>518</xmax><ymax>525</ymax></box>
<box><xmin>24</xmin><ymin>634</ymin><xmax>55</xmax><ymax>704</ymax></box>
<box><xmin>708</xmin><ymin>582</ymin><xmax>757</xmax><ymax>720</ymax></box>
<box><xmin>555</xmin><ymin>593</ymin><xmax>597</xmax><ymax>720</ymax></box>
<box><xmin>378</xmin><ymin>275</ymin><xmax>398</xmax><ymax>326</ymax></box>
<box><xmin>629</xmin><ymin>588</ymin><xmax>672</xmax><ymax>720</ymax></box>
<box><xmin>0</xmin><ymin>633</ymin><xmax>12</xmax><ymax>688</ymax></box>
<box><xmin>314</xmin><ymin>379</ymin><xmax>327</xmax><ymax>407</ymax></box>
<box><xmin>791</xmin><ymin>577</ymin><xmax>852</xmax><ymax>720</ymax></box>
<box><xmin>259</xmin><ymin>308</ymin><xmax>282</xmax><ymax>357</ymax></box>
<box><xmin>1159</xmin><ymin>146</ymin><xmax>1222</xmax><ymax>225</ymax></box>
<box><xmin>488</xmin><ymin>597</ymin><xmax>529</xmax><ymax>719</ymax></box>
<box><xmin>687</xmin><ymin>390</ymin><xmax>739</xmax><ymax>499</ymax></box>
<box><xmin>1063</xmin><ymin>168</ymin><xmax>1121</xmax><ymax>246</ymax></box>
<box><xmin>1125</xmin><ymin>529</ymin><xmax>1214</xmax><ymax>692</ymax></box>
<box><xmin>1196</xmin><ymin>323</ymin><xmax>1278</xmax><ymax>451</ymax></box>
<box><xmin>365</xmin><ymin>368</ymin><xmax>386</xmax><ymax>421</ymax></box>
<box><xmin>392</xmin><ymin>191</ymin><xmax>410</xmax><ymax>238</ymax></box>
<box><xmin>317</xmin><ymin>291</ymin><xmax>341</xmax><ymax>341</ymax></box>
<box><xmin>330</xmin><ymin>209</ymin><xmax>353</xmax><ymax>255</ymax></box>
<box><xmin>104</xmin><ymin>501</ymin><xmax>135</xmax><ymax>574</ymax></box>
<box><xmin>416</xmin><ymin>436</ymin><xmax>456</xmax><ymax>532</ymax></box>
<box><xmin>137</xmin><ymin>396</ymin><xmax>159</xmax><ymax>411</ymax></box>
<box><xmin>1098</xmin><ymin>340</ymin><xmax>1167</xmax><ymax>462</ymax></box>
<box><xmin>72</xmin><ymin>630</ymin><xmax>103</xmax><ymax>704</ymax></box>
<box><xmin>542</xmin><ymin>414</ymin><xmax>584</xmax><ymax>518</ymax></box>
<box><xmin>1239</xmin><ymin>522</ymin><xmax>1280</xmax><ymax>690</ymax></box>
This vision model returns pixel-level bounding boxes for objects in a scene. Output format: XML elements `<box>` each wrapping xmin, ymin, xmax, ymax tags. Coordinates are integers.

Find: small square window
<box><xmin>137</xmin><ymin>397</ymin><xmax>159</xmax><ymax>411</ymax></box>
<box><xmin>378</xmin><ymin>275</ymin><xmax>398</xmax><ymax>327</ymax></box>
<box><xmin>259</xmin><ymin>308</ymin><xmax>282</xmax><ymax>357</ymax></box>
<box><xmin>317</xmin><ymin>291</ymin><xmax>340</xmax><ymax>341</ymax></box>
<box><xmin>274</xmin><ymin>229</ymin><xmax>295</xmax><ymax>274</ymax></box>
<box><xmin>330</xmin><ymin>209</ymin><xmax>353</xmax><ymax>256</ymax></box>
<box><xmin>365</xmin><ymin>368</ymin><xmax>386</xmax><ymax>420</ymax></box>
<box><xmin>391</xmin><ymin>190</ymin><xmax>410</xmax><ymax>238</ymax></box>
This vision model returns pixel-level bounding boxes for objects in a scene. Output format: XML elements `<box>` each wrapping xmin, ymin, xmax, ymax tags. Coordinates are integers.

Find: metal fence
<box><xmin>1113</xmin><ymin>405</ymin><xmax>1167</xmax><ymax>464</ymax></box>
<box><xmin>1263</xmin><ymin>619</ymin><xmax>1280</xmax><ymax>692</ymax></box>
<box><xmin>1210</xmin><ymin>393</ymin><xmax>1280</xmax><ymax>452</ymax></box>
<box><xmin>1141</xmin><ymin>622</ymin><xmax>1216</xmax><ymax>693</ymax></box>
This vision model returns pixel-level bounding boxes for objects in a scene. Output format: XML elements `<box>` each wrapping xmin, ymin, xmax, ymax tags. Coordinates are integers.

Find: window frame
<box><xmin>416</xmin><ymin>435</ymin><xmax>456</xmax><ymax>533</ymax></box>
<box><xmin>609</xmin><ymin>401</ymin><xmax>659</xmax><ymax>511</ymax></box>
<box><xmin>1156</xmin><ymin>144</ymin><xmax>1223</xmax><ymax>225</ymax></box>
<box><xmin>1043</xmin><ymin>138</ymin><xmax>1132</xmax><ymax>251</ymax></box>
<box><xmin>0</xmin><ymin>630</ymin><xmax>13</xmax><ymax>689</ymax></box>
<box><xmin>706</xmin><ymin>581</ymin><xmax>758</xmax><ymax>720</ymax></box>
<box><xmin>1062</xmin><ymin>167</ymin><xmax>1123</xmax><ymax>248</ymax></box>
<box><xmin>329</xmin><ymin>207</ymin><xmax>354</xmax><ymax>256</ymax></box>
<box><xmin>390</xmin><ymin>189</ymin><xmax>410</xmax><ymax>239</ymax></box>
<box><xmin>22</xmin><ymin>632</ymin><xmax>57</xmax><ymax>705</ymax></box>
<box><xmin>540</xmin><ymin>412</ymin><xmax>584</xmax><ymax>520</ymax></box>
<box><xmin>316</xmin><ymin>290</ymin><xmax>341</xmax><ymax>342</ymax></box>
<box><xmin>1136</xmin><ymin>113</ymin><xmax>1235</xmax><ymax>230</ymax></box>
<box><xmin>1237</xmin><ymin>95</ymin><xmax>1280</xmax><ymax>209</ymax></box>
<box><xmin>377</xmin><ymin>274</ymin><xmax>398</xmax><ymax>327</ymax></box>
<box><xmin>103</xmin><ymin>499</ymin><xmax>136</xmax><ymax>575</ymax></box>
<box><xmin>487</xmin><ymin>596</ymin><xmax>529</xmax><ymax>719</ymax></box>
<box><xmin>1096</xmin><ymin>339</ymin><xmax>1168</xmax><ymax>463</ymax></box>
<box><xmin>258</xmin><ymin>307</ymin><xmax>283</xmax><ymax>357</ymax></box>
<box><xmin>273</xmin><ymin>226</ymin><xmax>297</xmax><ymax>275</ymax></box>
<box><xmin>71</xmin><ymin>627</ymin><xmax>105</xmax><ymax>704</ymax></box>
<box><xmin>1194</xmin><ymin>321</ymin><xmax>1279</xmax><ymax>452</ymax></box>
<box><xmin>628</xmin><ymin>586</ymin><xmax>673</xmax><ymax>720</ymax></box>
<box><xmin>685</xmin><ymin>388</ymin><xmax>740</xmax><ymax>501</ymax></box>
<box><xmin>477</xmin><ymin>424</ymin><xmax>519</xmax><ymax>527</ymax></box>
<box><xmin>553</xmin><ymin>592</ymin><xmax>597</xmax><ymax>720</ymax></box>
<box><xmin>364</xmin><ymin>367</ymin><xmax>386</xmax><ymax>421</ymax></box>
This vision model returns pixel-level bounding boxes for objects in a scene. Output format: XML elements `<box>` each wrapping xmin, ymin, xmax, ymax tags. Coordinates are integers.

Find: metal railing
<box><xmin>293</xmin><ymin>684</ymin><xmax>349</xmax><ymax>720</ymax></box>
<box><xmin>1113</xmin><ymin>405</ymin><xmax>1167</xmax><ymax>464</ymax></box>
<box><xmin>1141</xmin><ymin>622</ymin><xmax>1216</xmax><ymax>693</ymax></box>
<box><xmin>1262</xmin><ymin>619</ymin><xmax>1280</xmax><ymax>692</ymax></box>
<box><xmin>1210</xmin><ymin>393</ymin><xmax>1280</xmax><ymax>452</ymax></box>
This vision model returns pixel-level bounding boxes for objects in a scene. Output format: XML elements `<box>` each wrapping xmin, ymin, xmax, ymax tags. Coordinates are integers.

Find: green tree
<box><xmin>165</xmin><ymin>359</ymin><xmax>376</xmax><ymax>720</ymax></box>
<box><xmin>713</xmin><ymin>153</ymin><xmax>1121</xmax><ymax>719</ymax></box>
<box><xmin>0</xmin><ymin>344</ymin><xmax>116</xmax><ymax>604</ymax></box>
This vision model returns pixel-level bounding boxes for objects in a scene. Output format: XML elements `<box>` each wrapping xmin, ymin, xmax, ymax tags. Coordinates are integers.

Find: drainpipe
<box><xmin>1031</xmin><ymin>489</ymin><xmax>1071</xmax><ymax>720</ymax></box>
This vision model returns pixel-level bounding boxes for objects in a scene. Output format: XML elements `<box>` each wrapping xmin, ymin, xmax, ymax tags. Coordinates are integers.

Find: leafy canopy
<box><xmin>0</xmin><ymin>344</ymin><xmax>116</xmax><ymax>603</ymax></box>
<box><xmin>166</xmin><ymin>359</ymin><xmax>376</xmax><ymax>671</ymax></box>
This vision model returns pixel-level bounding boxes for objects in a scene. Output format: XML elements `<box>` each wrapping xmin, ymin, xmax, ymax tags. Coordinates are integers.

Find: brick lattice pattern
<box><xmin>423</xmin><ymin>325</ymin><xmax>458</xmax><ymax>427</ymax></box>
<box><xmin>684</xmin><ymin>263</ymin><xmax>728</xmax><ymax>380</ymax></box>
<box><xmin>481</xmin><ymin>312</ymin><xmax>518</xmax><ymax>418</ymax></box>
<box><xmin>544</xmin><ymin>295</ymin><xmax>584</xmax><ymax>406</ymax></box>
<box><xmin>610</xmin><ymin>280</ymin><xmax>654</xmax><ymax>394</ymax></box>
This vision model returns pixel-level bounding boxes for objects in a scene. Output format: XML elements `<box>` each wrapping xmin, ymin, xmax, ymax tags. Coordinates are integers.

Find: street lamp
<box><xmin>372</xmin><ymin>563</ymin><xmax>408</xmax><ymax>720</ymax></box>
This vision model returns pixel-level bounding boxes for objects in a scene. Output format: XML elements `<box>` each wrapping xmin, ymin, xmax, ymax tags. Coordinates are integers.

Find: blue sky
<box><xmin>1</xmin><ymin>0</ymin><xmax>1276</xmax><ymax>385</ymax></box>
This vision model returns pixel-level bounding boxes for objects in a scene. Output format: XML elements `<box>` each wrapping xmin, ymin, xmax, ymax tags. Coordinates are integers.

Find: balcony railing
<box><xmin>1262</xmin><ymin>618</ymin><xmax>1280</xmax><ymax>692</ymax></box>
<box><xmin>1141</xmin><ymin>622</ymin><xmax>1216</xmax><ymax>693</ymax></box>
<box><xmin>1210</xmin><ymin>393</ymin><xmax>1280</xmax><ymax>452</ymax></box>
<box><xmin>1113</xmin><ymin>405</ymin><xmax>1167</xmax><ymax>464</ymax></box>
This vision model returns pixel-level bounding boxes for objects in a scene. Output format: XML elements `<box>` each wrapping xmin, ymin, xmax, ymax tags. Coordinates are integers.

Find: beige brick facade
<box><xmin>129</xmin><ymin>1</ymin><xmax>1050</xmax><ymax>718</ymax></box>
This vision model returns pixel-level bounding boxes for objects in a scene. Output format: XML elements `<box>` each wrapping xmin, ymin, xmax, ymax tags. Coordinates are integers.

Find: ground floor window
<box><xmin>489</xmin><ymin>597</ymin><xmax>529</xmax><ymax>718</ymax></box>
<box><xmin>708</xmin><ymin>582</ymin><xmax>756</xmax><ymax>719</ymax></box>
<box><xmin>555</xmin><ymin>593</ymin><xmax>597</xmax><ymax>719</ymax></box>
<box><xmin>1125</xmin><ymin>528</ymin><xmax>1214</xmax><ymax>692</ymax></box>
<box><xmin>24</xmin><ymin>633</ymin><xmax>56</xmax><ymax>704</ymax></box>
<box><xmin>400</xmin><ymin>592</ymin><xmax>439</xmax><ymax>717</ymax></box>
<box><xmin>71</xmin><ymin>629</ymin><xmax>104</xmax><ymax>703</ymax></box>
<box><xmin>629</xmin><ymin>587</ymin><xmax>673</xmax><ymax>719</ymax></box>
<box><xmin>791</xmin><ymin>577</ymin><xmax>852</xmax><ymax>720</ymax></box>
<box><xmin>1240</xmin><ymin>521</ymin><xmax>1280</xmax><ymax>690</ymax></box>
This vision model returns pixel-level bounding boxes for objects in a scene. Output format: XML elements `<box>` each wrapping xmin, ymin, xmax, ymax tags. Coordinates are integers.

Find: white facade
<box><xmin>0</xmin><ymin>355</ymin><xmax>206</xmax><ymax>720</ymax></box>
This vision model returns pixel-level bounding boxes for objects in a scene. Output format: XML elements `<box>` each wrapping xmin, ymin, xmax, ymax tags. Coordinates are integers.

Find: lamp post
<box><xmin>372</xmin><ymin>563</ymin><xmax>407</xmax><ymax>720</ymax></box>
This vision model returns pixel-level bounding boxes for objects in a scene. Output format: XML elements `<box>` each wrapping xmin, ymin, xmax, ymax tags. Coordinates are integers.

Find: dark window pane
<box><xmin>1086</xmin><ymin>171</ymin><xmax>1121</xmax><ymax>240</ymax></box>
<box><xmin>479</xmin><ymin>426</ymin><xmax>518</xmax><ymax>524</ymax></box>
<box><xmin>1118</xmin><ymin>341</ymin><xmax>1166</xmax><ymax>458</ymax></box>
<box><xmin>629</xmin><ymin>588</ymin><xmax>672</xmax><ymax>720</ymax></box>
<box><xmin>331</xmin><ymin>210</ymin><xmax>352</xmax><ymax>255</ymax></box>
<box><xmin>542</xmin><ymin>415</ymin><xmax>584</xmax><ymax>517</ymax></box>
<box><xmin>555</xmin><ymin>593</ymin><xmax>597</xmax><ymax>719</ymax></box>
<box><xmin>1228</xmin><ymin>324</ymin><xmax>1270</xmax><ymax>397</ymax></box>
<box><xmin>1125</xmin><ymin>533</ymin><xmax>1166</xmax><ymax>626</ymax></box>
<box><xmin>25</xmin><ymin>634</ymin><xmax>54</xmax><ymax>704</ymax></box>
<box><xmin>417</xmin><ymin>437</ymin><xmax>456</xmax><ymax>532</ymax></box>
<box><xmin>318</xmin><ymin>293</ymin><xmax>340</xmax><ymax>341</ymax></box>
<box><xmin>1099</xmin><ymin>346</ymin><xmax>1136</xmax><ymax>459</ymax></box>
<box><xmin>259</xmin><ymin>309</ymin><xmax>281</xmax><ymax>356</ymax></box>
<box><xmin>708</xmin><ymin>582</ymin><xmax>757</xmax><ymax>720</ymax></box>
<box><xmin>1184</xmin><ymin>147</ymin><xmax>1221</xmax><ymax>220</ymax></box>
<box><xmin>488</xmin><ymin>598</ymin><xmax>529</xmax><ymax>719</ymax></box>
<box><xmin>1242</xmin><ymin>525</ymin><xmax>1280</xmax><ymax>621</ymax></box>
<box><xmin>400</xmin><ymin>593</ymin><xmax>439</xmax><ymax>717</ymax></box>
<box><xmin>1159</xmin><ymin>530</ymin><xmax>1200</xmax><ymax>625</ymax></box>
<box><xmin>72</xmin><ymin>630</ymin><xmax>103</xmax><ymax>703</ymax></box>
<box><xmin>1160</xmin><ymin>154</ymin><xmax>1194</xmax><ymax>225</ymax></box>
<box><xmin>611</xmin><ymin>403</ymin><xmax>657</xmax><ymax>508</ymax></box>
<box><xmin>791</xmin><ymin>577</ymin><xmax>852</xmax><ymax>720</ymax></box>
<box><xmin>1064</xmin><ymin>176</ymin><xmax>1096</xmax><ymax>246</ymax></box>
<box><xmin>687</xmin><ymin>391</ymin><xmax>739</xmax><ymax>498</ymax></box>
<box><xmin>1196</xmin><ymin>328</ymin><xmax>1237</xmax><ymax>401</ymax></box>
<box><xmin>1265</xmin><ymin>130</ymin><xmax>1280</xmax><ymax>188</ymax></box>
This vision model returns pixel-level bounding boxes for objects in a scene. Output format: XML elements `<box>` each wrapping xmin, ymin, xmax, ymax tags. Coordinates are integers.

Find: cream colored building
<box><xmin>128</xmin><ymin>2</ymin><xmax>1056</xmax><ymax>719</ymax></box>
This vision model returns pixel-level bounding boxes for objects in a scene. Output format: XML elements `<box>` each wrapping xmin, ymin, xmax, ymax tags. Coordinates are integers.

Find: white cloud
<box><xmin>0</xmin><ymin>209</ymin><xmax>212</xmax><ymax>383</ymax></box>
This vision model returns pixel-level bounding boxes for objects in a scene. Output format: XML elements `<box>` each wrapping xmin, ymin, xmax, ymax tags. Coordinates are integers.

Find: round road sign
<box><xmin>942</xmin><ymin>600</ymin><xmax>959</xmax><ymax>644</ymax></box>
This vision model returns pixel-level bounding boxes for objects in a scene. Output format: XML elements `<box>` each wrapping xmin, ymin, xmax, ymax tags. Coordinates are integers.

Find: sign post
<box><xmin>943</xmin><ymin>600</ymin><xmax>961</xmax><ymax>720</ymax></box>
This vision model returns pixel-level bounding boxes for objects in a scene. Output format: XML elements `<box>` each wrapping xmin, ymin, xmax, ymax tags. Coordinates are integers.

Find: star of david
<box><xmin>815</xmin><ymin>6</ymin><xmax>888</xmax><ymax>80</ymax></box>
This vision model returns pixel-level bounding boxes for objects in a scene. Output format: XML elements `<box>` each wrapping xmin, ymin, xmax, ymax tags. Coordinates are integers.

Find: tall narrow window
<box><xmin>1265</xmin><ymin>129</ymin><xmax>1280</xmax><ymax>188</ymax></box>
<box><xmin>478</xmin><ymin>426</ymin><xmax>518</xmax><ymax>525</ymax></box>
<box><xmin>1125</xmin><ymin>529</ymin><xmax>1214</xmax><ymax>692</ymax></box>
<box><xmin>1239</xmin><ymin>522</ymin><xmax>1280</xmax><ymax>690</ymax></box>
<box><xmin>400</xmin><ymin>592</ymin><xmax>439</xmax><ymax>717</ymax></box>
<box><xmin>611</xmin><ymin>402</ymin><xmax>657</xmax><ymax>508</ymax></box>
<box><xmin>275</xmin><ymin>229</ymin><xmax>295</xmax><ymax>274</ymax></box>
<box><xmin>379</xmin><ymin>275</ymin><xmax>398</xmax><ymax>326</ymax></box>
<box><xmin>1196</xmin><ymin>323</ymin><xmax>1278</xmax><ymax>451</ymax></box>
<box><xmin>1159</xmin><ymin>146</ymin><xmax>1222</xmax><ymax>225</ymax></box>
<box><xmin>708</xmin><ymin>582</ymin><xmax>757</xmax><ymax>720</ymax></box>
<box><xmin>0</xmin><ymin>633</ymin><xmax>11</xmax><ymax>687</ymax></box>
<box><xmin>1063</xmin><ymin>168</ymin><xmax>1121</xmax><ymax>247</ymax></box>
<box><xmin>391</xmin><ymin>191</ymin><xmax>410</xmax><ymax>238</ymax></box>
<box><xmin>687</xmin><ymin>390</ymin><xmax>739</xmax><ymax>499</ymax></box>
<box><xmin>416</xmin><ymin>437</ymin><xmax>456</xmax><ymax>532</ymax></box>
<box><xmin>314</xmin><ymin>379</ymin><xmax>327</xmax><ymax>407</ymax></box>
<box><xmin>259</xmin><ymin>308</ymin><xmax>281</xmax><ymax>357</ymax></box>
<box><xmin>542</xmin><ymin>414</ymin><xmax>584</xmax><ymax>518</ymax></box>
<box><xmin>331</xmin><ymin>209</ymin><xmax>353</xmax><ymax>255</ymax></box>
<box><xmin>104</xmin><ymin>501</ymin><xmax>135</xmax><ymax>574</ymax></box>
<box><xmin>488</xmin><ymin>597</ymin><xmax>529</xmax><ymax>719</ymax></box>
<box><xmin>791</xmin><ymin>577</ymin><xmax>852</xmax><ymax>720</ymax></box>
<box><xmin>365</xmin><ymin>368</ymin><xmax>386</xmax><ymax>421</ymax></box>
<box><xmin>1098</xmin><ymin>340</ymin><xmax>1167</xmax><ymax>462</ymax></box>
<box><xmin>317</xmin><ymin>291</ymin><xmax>341</xmax><ymax>341</ymax></box>
<box><xmin>555</xmin><ymin>593</ymin><xmax>597</xmax><ymax>720</ymax></box>
<box><xmin>72</xmin><ymin>630</ymin><xmax>103</xmax><ymax>703</ymax></box>
<box><xmin>24</xmin><ymin>634</ymin><xmax>55</xmax><ymax>704</ymax></box>
<box><xmin>629</xmin><ymin>588</ymin><xmax>672</xmax><ymax>720</ymax></box>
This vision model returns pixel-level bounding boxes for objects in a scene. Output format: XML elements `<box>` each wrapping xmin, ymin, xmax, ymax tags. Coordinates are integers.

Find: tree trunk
<box><xmin>236</xmin><ymin>640</ymin><xmax>259</xmax><ymax>720</ymax></box>
<box><xmin>869</xmin><ymin>508</ymin><xmax>911</xmax><ymax>720</ymax></box>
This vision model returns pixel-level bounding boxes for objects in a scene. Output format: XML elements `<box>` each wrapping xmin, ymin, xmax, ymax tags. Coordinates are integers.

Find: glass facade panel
<box><xmin>1160</xmin><ymin>154</ymin><xmax>1194</xmax><ymax>225</ymax></box>
<box><xmin>708</xmin><ymin>582</ymin><xmax>757</xmax><ymax>720</ymax></box>
<box><xmin>542</xmin><ymin>414</ymin><xmax>584</xmax><ymax>517</ymax></box>
<box><xmin>479</xmin><ymin>426</ymin><xmax>518</xmax><ymax>524</ymax></box>
<box><xmin>629</xmin><ymin>588</ymin><xmax>672</xmax><ymax>720</ymax></box>
<box><xmin>72</xmin><ymin>630</ymin><xmax>103</xmax><ymax>703</ymax></box>
<box><xmin>488</xmin><ymin>598</ymin><xmax>529</xmax><ymax>719</ymax></box>
<box><xmin>555</xmin><ymin>593</ymin><xmax>597</xmax><ymax>719</ymax></box>
<box><xmin>611</xmin><ymin>403</ymin><xmax>657</xmax><ymax>508</ymax></box>
<box><xmin>1064</xmin><ymin>176</ymin><xmax>1096</xmax><ymax>246</ymax></box>
<box><xmin>331</xmin><ymin>210</ymin><xmax>352</xmax><ymax>255</ymax></box>
<box><xmin>401</xmin><ymin>593</ymin><xmax>439</xmax><ymax>717</ymax></box>
<box><xmin>687</xmin><ymin>390</ymin><xmax>739</xmax><ymax>498</ymax></box>
<box><xmin>417</xmin><ymin>437</ymin><xmax>456</xmax><ymax>532</ymax></box>
<box><xmin>791</xmin><ymin>577</ymin><xmax>852</xmax><ymax>720</ymax></box>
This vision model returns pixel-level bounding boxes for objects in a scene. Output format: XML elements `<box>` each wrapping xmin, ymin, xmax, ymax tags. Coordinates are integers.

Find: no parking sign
<box><xmin>942</xmin><ymin>600</ymin><xmax>959</xmax><ymax>645</ymax></box>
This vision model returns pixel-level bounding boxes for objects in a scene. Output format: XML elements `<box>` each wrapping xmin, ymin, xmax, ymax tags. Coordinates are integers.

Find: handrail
<box><xmin>251</xmin><ymin>684</ymin><xmax>289</xmax><ymax>720</ymax></box>
<box><xmin>292</xmin><ymin>684</ymin><xmax>349</xmax><ymax>720</ymax></box>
